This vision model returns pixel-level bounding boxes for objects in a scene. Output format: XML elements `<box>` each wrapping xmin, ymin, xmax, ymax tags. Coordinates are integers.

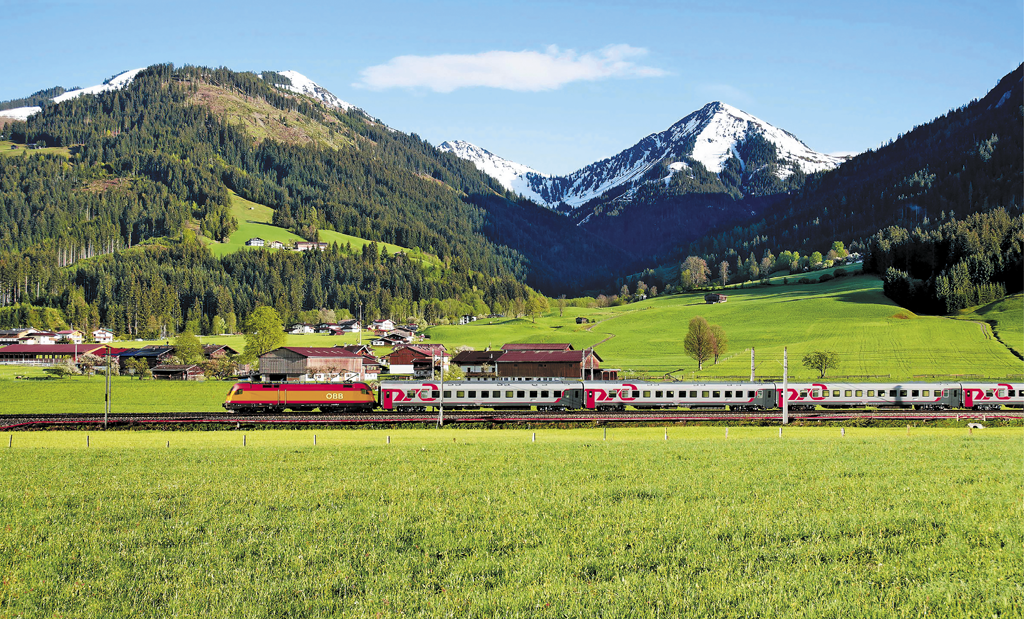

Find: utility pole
<box><xmin>750</xmin><ymin>347</ymin><xmax>755</xmax><ymax>382</ymax></box>
<box><xmin>437</xmin><ymin>356</ymin><xmax>445</xmax><ymax>428</ymax></box>
<box><xmin>782</xmin><ymin>347</ymin><xmax>789</xmax><ymax>425</ymax></box>
<box><xmin>358</xmin><ymin>302</ymin><xmax>362</xmax><ymax>346</ymax></box>
<box><xmin>104</xmin><ymin>344</ymin><xmax>111</xmax><ymax>429</ymax></box>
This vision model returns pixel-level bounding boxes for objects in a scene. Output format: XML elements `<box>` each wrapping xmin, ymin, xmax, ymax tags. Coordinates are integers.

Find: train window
<box><xmin>554</xmin><ymin>391</ymin><xmax>562</xmax><ymax>398</ymax></box>
<box><xmin>632</xmin><ymin>390</ymin><xmax>640</xmax><ymax>398</ymax></box>
<box><xmin>480</xmin><ymin>391</ymin><xmax>488</xmax><ymax>398</ymax></box>
<box><xmin>407</xmin><ymin>390</ymin><xmax>416</xmax><ymax>399</ymax></box>
<box><xmin>517</xmin><ymin>391</ymin><xmax>526</xmax><ymax>398</ymax></box>
<box><xmin>701</xmin><ymin>391</ymin><xmax>709</xmax><ymax>398</ymax></box>
<box><xmin>713</xmin><ymin>391</ymin><xmax>721</xmax><ymax>398</ymax></box>
<box><xmin>921</xmin><ymin>390</ymin><xmax>929</xmax><ymax>397</ymax></box>
<box><xmin>844</xmin><ymin>390</ymin><xmax>852</xmax><ymax>397</ymax></box>
<box><xmin>530</xmin><ymin>391</ymin><xmax>538</xmax><ymax>398</ymax></box>
<box><xmin>856</xmin><ymin>390</ymin><xmax>863</xmax><ymax>397</ymax></box>
<box><xmin>690</xmin><ymin>391</ymin><xmax>698</xmax><ymax>398</ymax></box>
<box><xmin>867</xmin><ymin>390</ymin><xmax>874</xmax><ymax>397</ymax></box>
<box><xmin>800</xmin><ymin>390</ymin><xmax>808</xmax><ymax>398</ymax></box>
<box><xmin>899</xmin><ymin>390</ymin><xmax>907</xmax><ymax>397</ymax></box>
<box><xmin>469</xmin><ymin>391</ymin><xmax>477</xmax><ymax>398</ymax></box>
<box><xmin>456</xmin><ymin>391</ymin><xmax>465</xmax><ymax>398</ymax></box>
<box><xmin>642</xmin><ymin>391</ymin><xmax>651</xmax><ymax>398</ymax></box>
<box><xmin>831</xmin><ymin>390</ymin><xmax>838</xmax><ymax>397</ymax></box>
<box><xmin>748</xmin><ymin>391</ymin><xmax>756</xmax><ymax>398</ymax></box>
<box><xmin>667</xmin><ymin>391</ymin><xmax>674</xmax><ymax>398</ymax></box>
<box><xmin>541</xmin><ymin>391</ymin><xmax>549</xmax><ymax>398</ymax></box>
<box><xmin>986</xmin><ymin>390</ymin><xmax>993</xmax><ymax>397</ymax></box>
<box><xmin>443</xmin><ymin>391</ymin><xmax>451</xmax><ymax>398</ymax></box>
<box><xmin>889</xmin><ymin>390</ymin><xmax>897</xmax><ymax>397</ymax></box>
<box><xmin>655</xmin><ymin>391</ymin><xmax>663</xmax><ymax>398</ymax></box>
<box><xmin>432</xmin><ymin>390</ymin><xmax>440</xmax><ymax>398</ymax></box>
<box><xmin>1010</xmin><ymin>390</ymin><xmax>1016</xmax><ymax>397</ymax></box>
<box><xmin>725</xmin><ymin>391</ymin><xmax>733</xmax><ymax>398</ymax></box>
<box><xmin>811</xmin><ymin>390</ymin><xmax>820</xmax><ymax>398</ymax></box>
<box><xmin>911</xmin><ymin>390</ymin><xmax>919</xmax><ymax>397</ymax></box>
<box><xmin>505</xmin><ymin>391</ymin><xmax>513</xmax><ymax>398</ymax></box>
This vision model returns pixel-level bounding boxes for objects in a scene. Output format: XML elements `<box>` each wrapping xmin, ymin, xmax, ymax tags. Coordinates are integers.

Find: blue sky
<box><xmin>2</xmin><ymin>0</ymin><xmax>1020</xmax><ymax>174</ymax></box>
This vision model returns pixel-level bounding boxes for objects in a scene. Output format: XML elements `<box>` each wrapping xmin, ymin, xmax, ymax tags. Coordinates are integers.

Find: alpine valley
<box><xmin>0</xmin><ymin>62</ymin><xmax>1020</xmax><ymax>337</ymax></box>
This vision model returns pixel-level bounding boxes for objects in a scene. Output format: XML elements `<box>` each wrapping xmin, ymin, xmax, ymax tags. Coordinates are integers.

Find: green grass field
<box><xmin>428</xmin><ymin>275</ymin><xmax>1024</xmax><ymax>380</ymax></box>
<box><xmin>955</xmin><ymin>294</ymin><xmax>1024</xmax><ymax>360</ymax></box>
<box><xmin>0</xmin><ymin>140</ymin><xmax>72</xmax><ymax>158</ymax></box>
<box><xmin>0</xmin><ymin>428</ymin><xmax>1019</xmax><ymax>617</ymax></box>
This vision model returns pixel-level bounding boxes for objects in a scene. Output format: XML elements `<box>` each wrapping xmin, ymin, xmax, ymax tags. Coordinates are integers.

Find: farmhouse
<box><xmin>370</xmin><ymin>319</ymin><xmax>395</xmax><ymax>333</ymax></box>
<box><xmin>92</xmin><ymin>328</ymin><xmax>114</xmax><ymax>344</ymax></box>
<box><xmin>0</xmin><ymin>328</ymin><xmax>36</xmax><ymax>345</ymax></box>
<box><xmin>55</xmin><ymin>330</ymin><xmax>84</xmax><ymax>344</ymax></box>
<box><xmin>201</xmin><ymin>344</ymin><xmax>238</xmax><ymax>360</ymax></box>
<box><xmin>452</xmin><ymin>349</ymin><xmax>505</xmax><ymax>379</ymax></box>
<box><xmin>704</xmin><ymin>293</ymin><xmax>727</xmax><ymax>304</ymax></box>
<box><xmin>294</xmin><ymin>241</ymin><xmax>328</xmax><ymax>251</ymax></box>
<box><xmin>495</xmin><ymin>348</ymin><xmax>611</xmax><ymax>380</ymax></box>
<box><xmin>118</xmin><ymin>345</ymin><xmax>175</xmax><ymax>369</ymax></box>
<box><xmin>258</xmin><ymin>347</ymin><xmax>367</xmax><ymax>382</ymax></box>
<box><xmin>385</xmin><ymin>345</ymin><xmax>448</xmax><ymax>377</ymax></box>
<box><xmin>501</xmin><ymin>343</ymin><xmax>575</xmax><ymax>352</ymax></box>
<box><xmin>245</xmin><ymin>238</ymin><xmax>265</xmax><ymax>247</ymax></box>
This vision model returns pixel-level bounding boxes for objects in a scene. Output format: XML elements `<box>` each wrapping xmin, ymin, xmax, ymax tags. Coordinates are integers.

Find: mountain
<box><xmin>0</xmin><ymin>68</ymin><xmax>146</xmax><ymax>120</ymax></box>
<box><xmin>260</xmin><ymin>70</ymin><xmax>355</xmax><ymax>111</ymax></box>
<box><xmin>444</xmin><ymin>102</ymin><xmax>842</xmax><ymax>212</ymax></box>
<box><xmin>437</xmin><ymin>140</ymin><xmax>548</xmax><ymax>203</ymax></box>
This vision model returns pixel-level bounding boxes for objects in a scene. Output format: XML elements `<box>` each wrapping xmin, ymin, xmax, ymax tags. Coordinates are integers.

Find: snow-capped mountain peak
<box><xmin>270</xmin><ymin>70</ymin><xmax>354</xmax><ymax>111</ymax></box>
<box><xmin>442</xmin><ymin>101</ymin><xmax>843</xmax><ymax>210</ymax></box>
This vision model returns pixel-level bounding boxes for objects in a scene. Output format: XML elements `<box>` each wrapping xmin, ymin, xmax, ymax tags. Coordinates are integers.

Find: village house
<box><xmin>330</xmin><ymin>319</ymin><xmax>361</xmax><ymax>334</ymax></box>
<box><xmin>288</xmin><ymin>323</ymin><xmax>316</xmax><ymax>335</ymax></box>
<box><xmin>245</xmin><ymin>238</ymin><xmax>265</xmax><ymax>247</ymax></box>
<box><xmin>201</xmin><ymin>344</ymin><xmax>238</xmax><ymax>360</ymax></box>
<box><xmin>385</xmin><ymin>344</ymin><xmax>449</xmax><ymax>378</ymax></box>
<box><xmin>495</xmin><ymin>348</ymin><xmax>613</xmax><ymax>380</ymax></box>
<box><xmin>55</xmin><ymin>330</ymin><xmax>85</xmax><ymax>344</ymax></box>
<box><xmin>452</xmin><ymin>349</ymin><xmax>505</xmax><ymax>379</ymax></box>
<box><xmin>18</xmin><ymin>331</ymin><xmax>57</xmax><ymax>345</ymax></box>
<box><xmin>369</xmin><ymin>319</ymin><xmax>395</xmax><ymax>333</ymax></box>
<box><xmin>372</xmin><ymin>333</ymin><xmax>408</xmax><ymax>347</ymax></box>
<box><xmin>0</xmin><ymin>328</ymin><xmax>36</xmax><ymax>346</ymax></box>
<box><xmin>118</xmin><ymin>345</ymin><xmax>175</xmax><ymax>370</ymax></box>
<box><xmin>268</xmin><ymin>240</ymin><xmax>285</xmax><ymax>249</ymax></box>
<box><xmin>294</xmin><ymin>241</ymin><xmax>328</xmax><ymax>251</ymax></box>
<box><xmin>92</xmin><ymin>328</ymin><xmax>114</xmax><ymax>344</ymax></box>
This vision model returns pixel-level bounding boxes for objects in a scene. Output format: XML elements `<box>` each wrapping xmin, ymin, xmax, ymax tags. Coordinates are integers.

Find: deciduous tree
<box><xmin>802</xmin><ymin>350</ymin><xmax>840</xmax><ymax>378</ymax></box>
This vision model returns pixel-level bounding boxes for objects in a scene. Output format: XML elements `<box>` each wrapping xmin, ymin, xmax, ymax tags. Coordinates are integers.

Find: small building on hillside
<box><xmin>370</xmin><ymin>319</ymin><xmax>395</xmax><ymax>333</ymax></box>
<box><xmin>245</xmin><ymin>238</ymin><xmax>265</xmax><ymax>247</ymax></box>
<box><xmin>92</xmin><ymin>329</ymin><xmax>115</xmax><ymax>344</ymax></box>
<box><xmin>294</xmin><ymin>241</ymin><xmax>328</xmax><ymax>251</ymax></box>
<box><xmin>269</xmin><ymin>240</ymin><xmax>285</xmax><ymax>249</ymax></box>
<box><xmin>575</xmin><ymin>317</ymin><xmax>589</xmax><ymax>324</ymax></box>
<box><xmin>56</xmin><ymin>330</ymin><xmax>85</xmax><ymax>344</ymax></box>
<box><xmin>704</xmin><ymin>293</ymin><xmax>727</xmax><ymax>304</ymax></box>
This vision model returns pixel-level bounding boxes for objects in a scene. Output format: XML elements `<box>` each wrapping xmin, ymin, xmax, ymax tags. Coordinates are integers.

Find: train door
<box><xmin>380</xmin><ymin>387</ymin><xmax>394</xmax><ymax>410</ymax></box>
<box><xmin>562</xmin><ymin>389</ymin><xmax>583</xmax><ymax>410</ymax></box>
<box><xmin>279</xmin><ymin>386</ymin><xmax>287</xmax><ymax>409</ymax></box>
<box><xmin>585</xmin><ymin>389</ymin><xmax>597</xmax><ymax>410</ymax></box>
<box><xmin>760</xmin><ymin>389</ymin><xmax>774</xmax><ymax>410</ymax></box>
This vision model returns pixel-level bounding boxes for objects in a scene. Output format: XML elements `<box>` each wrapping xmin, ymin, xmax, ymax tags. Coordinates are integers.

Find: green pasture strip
<box><xmin>427</xmin><ymin>276</ymin><xmax>1024</xmax><ymax>380</ymax></box>
<box><xmin>0</xmin><ymin>428</ymin><xmax>1019</xmax><ymax>618</ymax></box>
<box><xmin>317</xmin><ymin>229</ymin><xmax>434</xmax><ymax>264</ymax></box>
<box><xmin>0</xmin><ymin>140</ymin><xmax>71</xmax><ymax>158</ymax></box>
<box><xmin>0</xmin><ymin>375</ymin><xmax>231</xmax><ymax>415</ymax></box>
<box><xmin>954</xmin><ymin>294</ymin><xmax>1024</xmax><ymax>360</ymax></box>
<box><xmin>205</xmin><ymin>192</ymin><xmax>305</xmax><ymax>258</ymax></box>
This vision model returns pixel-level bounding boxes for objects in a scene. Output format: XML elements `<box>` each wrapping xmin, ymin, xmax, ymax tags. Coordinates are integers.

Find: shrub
<box><xmin>819</xmin><ymin>273</ymin><xmax>834</xmax><ymax>283</ymax></box>
<box><xmin>834</xmin><ymin>268</ymin><xmax>848</xmax><ymax>278</ymax></box>
<box><xmin>798</xmin><ymin>277</ymin><xmax>810</xmax><ymax>285</ymax></box>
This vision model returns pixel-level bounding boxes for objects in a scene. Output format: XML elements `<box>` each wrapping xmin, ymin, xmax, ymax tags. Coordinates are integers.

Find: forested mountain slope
<box><xmin>0</xmin><ymin>64</ymin><xmax>631</xmax><ymax>335</ymax></box>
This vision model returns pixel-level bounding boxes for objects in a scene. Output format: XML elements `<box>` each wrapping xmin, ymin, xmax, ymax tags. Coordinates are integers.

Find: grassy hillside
<box><xmin>954</xmin><ymin>294</ymin><xmax>1024</xmax><ymax>360</ymax></box>
<box><xmin>0</xmin><ymin>140</ymin><xmax>71</xmax><ymax>158</ymax></box>
<box><xmin>426</xmin><ymin>274</ymin><xmax>1024</xmax><ymax>380</ymax></box>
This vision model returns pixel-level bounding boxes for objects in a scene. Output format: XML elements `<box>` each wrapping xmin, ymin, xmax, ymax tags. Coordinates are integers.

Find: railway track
<box><xmin>1</xmin><ymin>409</ymin><xmax>1019</xmax><ymax>430</ymax></box>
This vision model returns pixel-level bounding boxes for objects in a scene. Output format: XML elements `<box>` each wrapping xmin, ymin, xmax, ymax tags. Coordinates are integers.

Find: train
<box><xmin>223</xmin><ymin>379</ymin><xmax>1024</xmax><ymax>413</ymax></box>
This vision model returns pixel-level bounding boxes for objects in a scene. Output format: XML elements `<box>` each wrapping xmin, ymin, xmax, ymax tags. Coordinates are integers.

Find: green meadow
<box><xmin>427</xmin><ymin>277</ymin><xmax>1023</xmax><ymax>380</ymax></box>
<box><xmin>0</xmin><ymin>428</ymin><xmax>1020</xmax><ymax>618</ymax></box>
<box><xmin>0</xmin><ymin>140</ymin><xmax>71</xmax><ymax>158</ymax></box>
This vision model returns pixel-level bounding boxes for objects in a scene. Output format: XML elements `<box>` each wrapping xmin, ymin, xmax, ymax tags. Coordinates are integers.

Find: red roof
<box><xmin>501</xmin><ymin>343</ymin><xmax>575</xmax><ymax>352</ymax></box>
<box><xmin>274</xmin><ymin>347</ymin><xmax>360</xmax><ymax>358</ymax></box>
<box><xmin>497</xmin><ymin>350</ymin><xmax>602</xmax><ymax>363</ymax></box>
<box><xmin>0</xmin><ymin>344</ymin><xmax>106</xmax><ymax>355</ymax></box>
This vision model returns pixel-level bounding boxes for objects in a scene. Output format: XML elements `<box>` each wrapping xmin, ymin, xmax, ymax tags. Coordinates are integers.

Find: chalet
<box><xmin>495</xmin><ymin>349</ymin><xmax>614</xmax><ymax>380</ymax></box>
<box><xmin>452</xmin><ymin>349</ymin><xmax>505</xmax><ymax>379</ymax></box>
<box><xmin>389</xmin><ymin>328</ymin><xmax>415</xmax><ymax>342</ymax></box>
<box><xmin>18</xmin><ymin>331</ymin><xmax>57</xmax><ymax>345</ymax></box>
<box><xmin>330</xmin><ymin>319</ymin><xmax>361</xmax><ymax>334</ymax></box>
<box><xmin>0</xmin><ymin>344</ymin><xmax>106</xmax><ymax>365</ymax></box>
<box><xmin>458</xmin><ymin>315</ymin><xmax>478</xmax><ymax>325</ymax></box>
<box><xmin>92</xmin><ymin>329</ymin><xmax>114</xmax><ymax>344</ymax></box>
<box><xmin>151</xmin><ymin>364</ymin><xmax>204</xmax><ymax>381</ymax></box>
<box><xmin>269</xmin><ymin>240</ymin><xmax>285</xmax><ymax>249</ymax></box>
<box><xmin>704</xmin><ymin>293</ymin><xmax>727</xmax><ymax>304</ymax></box>
<box><xmin>55</xmin><ymin>330</ymin><xmax>85</xmax><ymax>344</ymax></box>
<box><xmin>245</xmin><ymin>238</ymin><xmax>265</xmax><ymax>247</ymax></box>
<box><xmin>385</xmin><ymin>345</ymin><xmax>448</xmax><ymax>377</ymax></box>
<box><xmin>288</xmin><ymin>323</ymin><xmax>316</xmax><ymax>335</ymax></box>
<box><xmin>257</xmin><ymin>347</ymin><xmax>366</xmax><ymax>382</ymax></box>
<box><xmin>333</xmin><ymin>345</ymin><xmax>382</xmax><ymax>380</ymax></box>
<box><xmin>118</xmin><ymin>345</ymin><xmax>175</xmax><ymax>370</ymax></box>
<box><xmin>0</xmin><ymin>328</ymin><xmax>36</xmax><ymax>345</ymax></box>
<box><xmin>294</xmin><ymin>241</ymin><xmax>328</xmax><ymax>251</ymax></box>
<box><xmin>372</xmin><ymin>334</ymin><xmax>407</xmax><ymax>347</ymax></box>
<box><xmin>370</xmin><ymin>319</ymin><xmax>395</xmax><ymax>333</ymax></box>
<box><xmin>201</xmin><ymin>344</ymin><xmax>238</xmax><ymax>360</ymax></box>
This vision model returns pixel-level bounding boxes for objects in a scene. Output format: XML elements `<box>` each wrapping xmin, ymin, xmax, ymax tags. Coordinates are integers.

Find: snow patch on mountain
<box><xmin>0</xmin><ymin>68</ymin><xmax>145</xmax><ymax>120</ymax></box>
<box><xmin>52</xmin><ymin>68</ymin><xmax>146</xmax><ymax>103</ymax></box>
<box><xmin>274</xmin><ymin>70</ymin><xmax>354</xmax><ymax>111</ymax></box>
<box><xmin>437</xmin><ymin>140</ymin><xmax>550</xmax><ymax>203</ymax></box>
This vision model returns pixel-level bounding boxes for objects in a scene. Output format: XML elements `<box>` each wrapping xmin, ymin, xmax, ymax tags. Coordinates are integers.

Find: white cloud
<box><xmin>355</xmin><ymin>44</ymin><xmax>667</xmax><ymax>92</ymax></box>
